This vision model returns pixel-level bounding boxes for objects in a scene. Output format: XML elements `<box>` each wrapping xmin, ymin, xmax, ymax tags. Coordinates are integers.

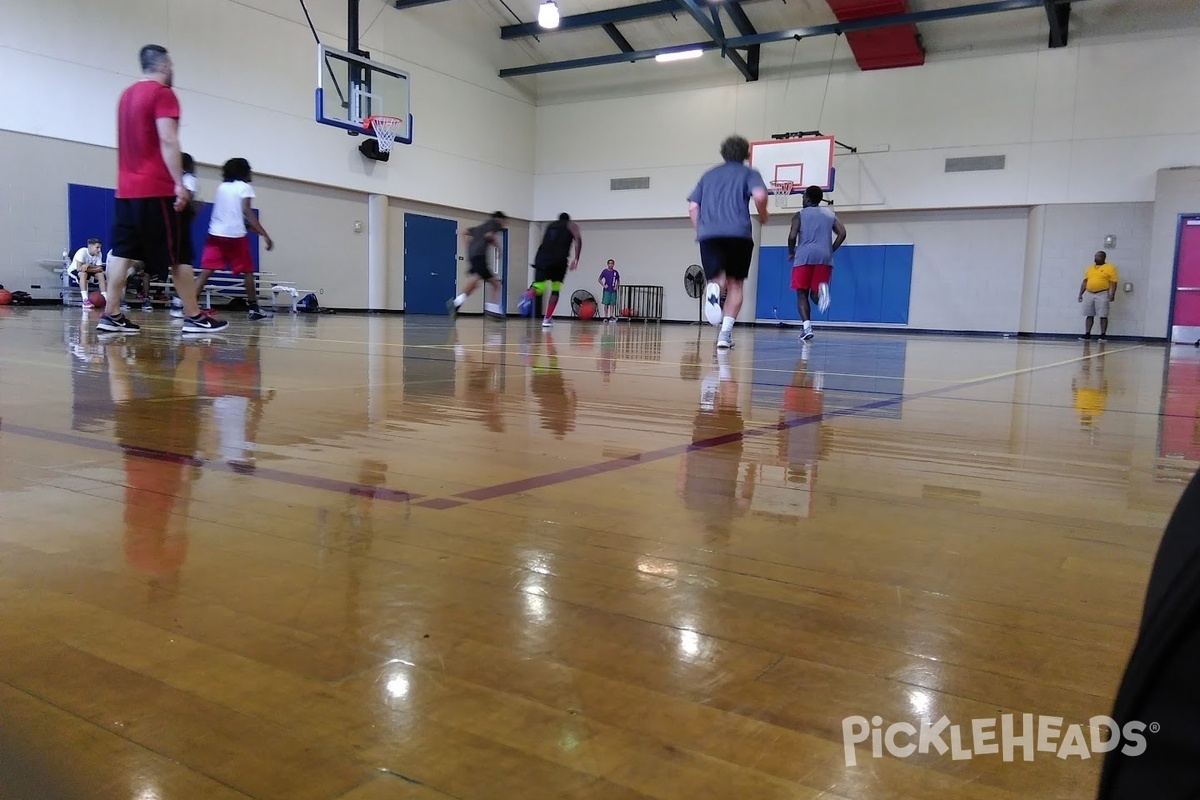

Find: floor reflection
<box><xmin>106</xmin><ymin>339</ymin><xmax>204</xmax><ymax>601</ymax></box>
<box><xmin>1074</xmin><ymin>340</ymin><xmax>1109</xmax><ymax>441</ymax></box>
<box><xmin>677</xmin><ymin>350</ymin><xmax>752</xmax><ymax>541</ymax></box>
<box><xmin>530</xmin><ymin>332</ymin><xmax>578</xmax><ymax>439</ymax></box>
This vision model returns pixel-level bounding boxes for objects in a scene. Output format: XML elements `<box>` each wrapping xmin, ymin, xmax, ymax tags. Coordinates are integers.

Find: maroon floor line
<box><xmin>451</xmin><ymin>398</ymin><xmax>895</xmax><ymax>503</ymax></box>
<box><xmin>0</xmin><ymin>421</ymin><xmax>420</xmax><ymax>505</ymax></box>
<box><xmin>444</xmin><ymin>360</ymin><xmax>1043</xmax><ymax>506</ymax></box>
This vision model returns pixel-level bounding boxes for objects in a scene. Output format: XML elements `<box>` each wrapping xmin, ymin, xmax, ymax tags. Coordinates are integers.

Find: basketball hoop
<box><xmin>364</xmin><ymin>115</ymin><xmax>405</xmax><ymax>153</ymax></box>
<box><xmin>770</xmin><ymin>180</ymin><xmax>793</xmax><ymax>208</ymax></box>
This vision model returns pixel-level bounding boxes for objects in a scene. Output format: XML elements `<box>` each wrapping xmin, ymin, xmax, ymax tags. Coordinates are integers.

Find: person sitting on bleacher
<box><xmin>70</xmin><ymin>239</ymin><xmax>107</xmax><ymax>308</ymax></box>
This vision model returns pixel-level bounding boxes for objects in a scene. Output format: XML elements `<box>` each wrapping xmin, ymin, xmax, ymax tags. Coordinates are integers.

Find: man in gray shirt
<box><xmin>449</xmin><ymin>211</ymin><xmax>507</xmax><ymax>318</ymax></box>
<box><xmin>787</xmin><ymin>185</ymin><xmax>846</xmax><ymax>341</ymax></box>
<box><xmin>687</xmin><ymin>135</ymin><xmax>769</xmax><ymax>349</ymax></box>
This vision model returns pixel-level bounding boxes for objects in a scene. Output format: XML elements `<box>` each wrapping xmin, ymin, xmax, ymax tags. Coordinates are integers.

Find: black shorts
<box><xmin>110</xmin><ymin>197</ymin><xmax>182</xmax><ymax>281</ymax></box>
<box><xmin>468</xmin><ymin>254</ymin><xmax>495</xmax><ymax>281</ymax></box>
<box><xmin>534</xmin><ymin>259</ymin><xmax>568</xmax><ymax>284</ymax></box>
<box><xmin>699</xmin><ymin>237</ymin><xmax>754</xmax><ymax>282</ymax></box>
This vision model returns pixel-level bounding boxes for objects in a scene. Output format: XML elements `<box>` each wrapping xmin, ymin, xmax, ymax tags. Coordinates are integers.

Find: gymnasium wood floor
<box><xmin>0</xmin><ymin>307</ymin><xmax>1193</xmax><ymax>799</ymax></box>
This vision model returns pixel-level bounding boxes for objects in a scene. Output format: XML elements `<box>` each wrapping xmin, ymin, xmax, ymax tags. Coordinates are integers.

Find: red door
<box><xmin>1170</xmin><ymin>216</ymin><xmax>1200</xmax><ymax>342</ymax></box>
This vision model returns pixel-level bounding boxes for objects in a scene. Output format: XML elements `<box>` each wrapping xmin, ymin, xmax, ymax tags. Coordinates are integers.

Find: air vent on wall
<box><xmin>610</xmin><ymin>176</ymin><xmax>650</xmax><ymax>190</ymax></box>
<box><xmin>945</xmin><ymin>155</ymin><xmax>1006</xmax><ymax>173</ymax></box>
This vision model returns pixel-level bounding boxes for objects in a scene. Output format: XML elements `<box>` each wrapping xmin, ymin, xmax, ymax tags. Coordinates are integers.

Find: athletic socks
<box><xmin>454</xmin><ymin>293</ymin><xmax>467</xmax><ymax>307</ymax></box>
<box><xmin>721</xmin><ymin>316</ymin><xmax>735</xmax><ymax>333</ymax></box>
<box><xmin>546</xmin><ymin>297</ymin><xmax>558</xmax><ymax>318</ymax></box>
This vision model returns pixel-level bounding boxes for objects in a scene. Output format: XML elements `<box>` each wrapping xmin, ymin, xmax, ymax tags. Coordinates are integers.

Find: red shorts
<box><xmin>200</xmin><ymin>234</ymin><xmax>254</xmax><ymax>274</ymax></box>
<box><xmin>791</xmin><ymin>264</ymin><xmax>831</xmax><ymax>292</ymax></box>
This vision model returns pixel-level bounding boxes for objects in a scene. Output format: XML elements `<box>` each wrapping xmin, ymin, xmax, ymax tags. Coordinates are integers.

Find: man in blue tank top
<box><xmin>787</xmin><ymin>186</ymin><xmax>846</xmax><ymax>341</ymax></box>
<box><xmin>687</xmin><ymin>135</ymin><xmax>769</xmax><ymax>350</ymax></box>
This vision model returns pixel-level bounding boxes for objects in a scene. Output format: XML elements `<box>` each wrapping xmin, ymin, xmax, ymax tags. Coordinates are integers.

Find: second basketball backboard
<box><xmin>749</xmin><ymin>136</ymin><xmax>836</xmax><ymax>196</ymax></box>
<box><xmin>316</xmin><ymin>44</ymin><xmax>413</xmax><ymax>145</ymax></box>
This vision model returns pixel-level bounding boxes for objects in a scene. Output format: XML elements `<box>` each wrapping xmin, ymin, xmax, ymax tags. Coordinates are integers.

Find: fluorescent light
<box><xmin>655</xmin><ymin>49</ymin><xmax>704</xmax><ymax>63</ymax></box>
<box><xmin>537</xmin><ymin>0</ymin><xmax>559</xmax><ymax>28</ymax></box>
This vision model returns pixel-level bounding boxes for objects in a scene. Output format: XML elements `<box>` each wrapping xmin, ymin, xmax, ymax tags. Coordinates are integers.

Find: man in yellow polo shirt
<box><xmin>1078</xmin><ymin>250</ymin><xmax>1118</xmax><ymax>340</ymax></box>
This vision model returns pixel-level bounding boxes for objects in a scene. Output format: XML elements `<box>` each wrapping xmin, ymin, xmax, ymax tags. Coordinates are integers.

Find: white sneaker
<box><xmin>542</xmin><ymin>318</ymin><xmax>553</xmax><ymax>328</ymax></box>
<box><xmin>717</xmin><ymin>330</ymin><xmax>734</xmax><ymax>349</ymax></box>
<box><xmin>704</xmin><ymin>282</ymin><xmax>723</xmax><ymax>326</ymax></box>
<box><xmin>817</xmin><ymin>283</ymin><xmax>831</xmax><ymax>313</ymax></box>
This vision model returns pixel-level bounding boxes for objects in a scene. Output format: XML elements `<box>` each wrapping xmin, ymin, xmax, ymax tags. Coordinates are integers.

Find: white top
<box><xmin>208</xmin><ymin>180</ymin><xmax>255</xmax><ymax>238</ymax></box>
<box><xmin>183</xmin><ymin>172</ymin><xmax>198</xmax><ymax>198</ymax></box>
<box><xmin>70</xmin><ymin>247</ymin><xmax>102</xmax><ymax>273</ymax></box>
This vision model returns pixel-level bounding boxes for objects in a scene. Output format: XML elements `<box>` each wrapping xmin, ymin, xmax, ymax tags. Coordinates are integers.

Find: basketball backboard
<box><xmin>316</xmin><ymin>44</ymin><xmax>413</xmax><ymax>145</ymax></box>
<box><xmin>749</xmin><ymin>136</ymin><xmax>836</xmax><ymax>200</ymax></box>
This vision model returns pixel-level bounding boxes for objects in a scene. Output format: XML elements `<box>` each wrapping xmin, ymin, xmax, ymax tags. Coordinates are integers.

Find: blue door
<box><xmin>404</xmin><ymin>213</ymin><xmax>458</xmax><ymax>315</ymax></box>
<box><xmin>68</xmin><ymin>184</ymin><xmax>114</xmax><ymax>253</ymax></box>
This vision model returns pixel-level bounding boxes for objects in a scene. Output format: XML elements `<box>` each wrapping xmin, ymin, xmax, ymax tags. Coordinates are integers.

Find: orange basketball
<box><xmin>579</xmin><ymin>300</ymin><xmax>596</xmax><ymax>321</ymax></box>
<box><xmin>0</xmin><ymin>289</ymin><xmax>11</xmax><ymax>306</ymax></box>
<box><xmin>88</xmin><ymin>291</ymin><xmax>106</xmax><ymax>308</ymax></box>
<box><xmin>621</xmin><ymin>308</ymin><xmax>632</xmax><ymax>317</ymax></box>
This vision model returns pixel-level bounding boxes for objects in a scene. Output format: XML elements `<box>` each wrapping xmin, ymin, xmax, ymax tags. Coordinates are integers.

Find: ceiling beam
<box><xmin>722</xmin><ymin>2</ymin><xmax>761</xmax><ymax>85</ymax></box>
<box><xmin>393</xmin><ymin>0</ymin><xmax>455</xmax><ymax>9</ymax></box>
<box><xmin>602</xmin><ymin>22</ymin><xmax>636</xmax><ymax>53</ymax></box>
<box><xmin>676</xmin><ymin>0</ymin><xmax>757</xmax><ymax>81</ymax></box>
<box><xmin>500</xmin><ymin>0</ymin><xmax>760</xmax><ymax>40</ymax></box>
<box><xmin>502</xmin><ymin>0</ymin><xmax>679</xmax><ymax>39</ymax></box>
<box><xmin>725</xmin><ymin>0</ymin><xmax>1079</xmax><ymax>48</ymax></box>
<box><xmin>498</xmin><ymin>0</ymin><xmax>1085</xmax><ymax>77</ymax></box>
<box><xmin>723</xmin><ymin>2</ymin><xmax>757</xmax><ymax>37</ymax></box>
<box><xmin>500</xmin><ymin>42</ymin><xmax>721</xmax><ymax>76</ymax></box>
<box><xmin>1045</xmin><ymin>0</ymin><xmax>1070</xmax><ymax>47</ymax></box>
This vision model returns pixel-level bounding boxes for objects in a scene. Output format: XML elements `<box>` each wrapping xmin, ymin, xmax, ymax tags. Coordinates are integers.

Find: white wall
<box><xmin>527</xmin><ymin>219</ymin><xmax>705</xmax><ymax>322</ymax></box>
<box><xmin>1031</xmin><ymin>204</ymin><xmax>1154</xmax><ymax>335</ymax></box>
<box><xmin>0</xmin><ymin>128</ymin><xmax>533</xmax><ymax>312</ymax></box>
<box><xmin>762</xmin><ymin>208</ymin><xmax>1032</xmax><ymax>333</ymax></box>
<box><xmin>0</xmin><ymin>0</ymin><xmax>535</xmax><ymax>217</ymax></box>
<box><xmin>536</xmin><ymin>204</ymin><xmax>1166</xmax><ymax>335</ymax></box>
<box><xmin>533</xmin><ymin>30</ymin><xmax>1200</xmax><ymax>220</ymax></box>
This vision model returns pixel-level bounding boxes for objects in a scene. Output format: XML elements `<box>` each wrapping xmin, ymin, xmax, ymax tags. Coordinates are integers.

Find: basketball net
<box><xmin>365</xmin><ymin>115</ymin><xmax>404</xmax><ymax>153</ymax></box>
<box><xmin>770</xmin><ymin>180</ymin><xmax>793</xmax><ymax>209</ymax></box>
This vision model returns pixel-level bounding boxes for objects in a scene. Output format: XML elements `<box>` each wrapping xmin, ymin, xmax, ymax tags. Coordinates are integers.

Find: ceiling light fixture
<box><xmin>655</xmin><ymin>49</ymin><xmax>704</xmax><ymax>63</ymax></box>
<box><xmin>537</xmin><ymin>0</ymin><xmax>560</xmax><ymax>28</ymax></box>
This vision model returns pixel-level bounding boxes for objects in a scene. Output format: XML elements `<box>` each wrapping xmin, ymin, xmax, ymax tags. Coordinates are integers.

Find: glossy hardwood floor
<box><xmin>0</xmin><ymin>306</ymin><xmax>1194</xmax><ymax>799</ymax></box>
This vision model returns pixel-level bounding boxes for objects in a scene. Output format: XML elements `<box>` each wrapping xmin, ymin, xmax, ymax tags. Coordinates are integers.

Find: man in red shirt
<box><xmin>100</xmin><ymin>44</ymin><xmax>227</xmax><ymax>334</ymax></box>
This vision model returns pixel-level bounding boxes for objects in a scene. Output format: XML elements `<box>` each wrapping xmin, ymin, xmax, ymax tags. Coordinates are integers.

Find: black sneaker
<box><xmin>96</xmin><ymin>314</ymin><xmax>141</xmax><ymax>333</ymax></box>
<box><xmin>182</xmin><ymin>314</ymin><xmax>229</xmax><ymax>334</ymax></box>
<box><xmin>248</xmin><ymin>308</ymin><xmax>268</xmax><ymax>321</ymax></box>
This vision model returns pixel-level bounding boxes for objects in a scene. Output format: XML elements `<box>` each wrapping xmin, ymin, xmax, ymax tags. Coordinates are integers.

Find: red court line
<box><xmin>415</xmin><ymin>497</ymin><xmax>467</xmax><ymax>510</ymax></box>
<box><xmin>451</xmin><ymin>400</ymin><xmax>890</xmax><ymax>502</ymax></box>
<box><xmin>0</xmin><ymin>420</ymin><xmax>420</xmax><ymax>506</ymax></box>
<box><xmin>442</xmin><ymin>352</ymin><xmax>1080</xmax><ymax>505</ymax></box>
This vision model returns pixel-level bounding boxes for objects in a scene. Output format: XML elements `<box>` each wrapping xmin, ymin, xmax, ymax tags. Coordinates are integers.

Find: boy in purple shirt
<box><xmin>598</xmin><ymin>259</ymin><xmax>620</xmax><ymax>321</ymax></box>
